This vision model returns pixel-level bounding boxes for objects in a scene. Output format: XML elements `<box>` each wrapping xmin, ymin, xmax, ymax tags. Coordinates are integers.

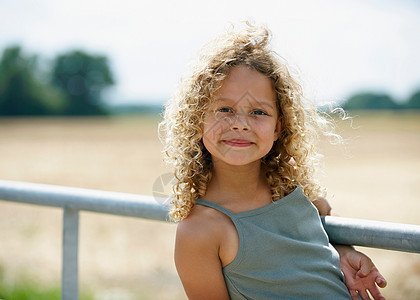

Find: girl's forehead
<box><xmin>217</xmin><ymin>66</ymin><xmax>274</xmax><ymax>94</ymax></box>
<box><xmin>212</xmin><ymin>66</ymin><xmax>277</xmax><ymax>107</ymax></box>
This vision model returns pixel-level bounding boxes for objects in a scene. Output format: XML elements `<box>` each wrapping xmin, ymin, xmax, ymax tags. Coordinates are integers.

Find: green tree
<box><xmin>405</xmin><ymin>90</ymin><xmax>420</xmax><ymax>109</ymax></box>
<box><xmin>342</xmin><ymin>92</ymin><xmax>399</xmax><ymax>110</ymax></box>
<box><xmin>0</xmin><ymin>46</ymin><xmax>66</xmax><ymax>115</ymax></box>
<box><xmin>51</xmin><ymin>50</ymin><xmax>114</xmax><ymax>115</ymax></box>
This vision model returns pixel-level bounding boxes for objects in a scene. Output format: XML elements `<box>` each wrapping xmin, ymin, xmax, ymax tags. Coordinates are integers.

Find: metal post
<box><xmin>62</xmin><ymin>207</ymin><xmax>79</xmax><ymax>300</ymax></box>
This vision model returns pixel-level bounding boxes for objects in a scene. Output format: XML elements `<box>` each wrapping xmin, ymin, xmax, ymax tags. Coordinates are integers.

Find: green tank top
<box><xmin>195</xmin><ymin>187</ymin><xmax>351</xmax><ymax>299</ymax></box>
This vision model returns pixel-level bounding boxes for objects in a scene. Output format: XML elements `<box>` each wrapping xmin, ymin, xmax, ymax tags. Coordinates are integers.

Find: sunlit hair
<box><xmin>159</xmin><ymin>22</ymin><xmax>342</xmax><ymax>222</ymax></box>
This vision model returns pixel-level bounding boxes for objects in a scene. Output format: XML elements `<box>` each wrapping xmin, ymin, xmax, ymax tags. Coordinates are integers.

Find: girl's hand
<box><xmin>336</xmin><ymin>245</ymin><xmax>387</xmax><ymax>300</ymax></box>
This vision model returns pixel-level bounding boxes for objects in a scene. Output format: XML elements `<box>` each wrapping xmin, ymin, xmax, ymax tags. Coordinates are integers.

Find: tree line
<box><xmin>0</xmin><ymin>44</ymin><xmax>419</xmax><ymax>116</ymax></box>
<box><xmin>342</xmin><ymin>91</ymin><xmax>420</xmax><ymax>110</ymax></box>
<box><xmin>0</xmin><ymin>45</ymin><xmax>114</xmax><ymax>116</ymax></box>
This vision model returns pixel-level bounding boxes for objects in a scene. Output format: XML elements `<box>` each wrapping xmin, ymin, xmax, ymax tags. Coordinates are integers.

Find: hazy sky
<box><xmin>1</xmin><ymin>0</ymin><xmax>420</xmax><ymax>105</ymax></box>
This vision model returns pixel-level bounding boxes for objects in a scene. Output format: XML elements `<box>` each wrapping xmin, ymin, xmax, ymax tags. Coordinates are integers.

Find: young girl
<box><xmin>160</xmin><ymin>23</ymin><xmax>387</xmax><ymax>300</ymax></box>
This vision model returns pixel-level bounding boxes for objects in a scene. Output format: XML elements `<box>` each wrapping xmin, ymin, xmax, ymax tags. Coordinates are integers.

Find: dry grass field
<box><xmin>0</xmin><ymin>111</ymin><xmax>419</xmax><ymax>299</ymax></box>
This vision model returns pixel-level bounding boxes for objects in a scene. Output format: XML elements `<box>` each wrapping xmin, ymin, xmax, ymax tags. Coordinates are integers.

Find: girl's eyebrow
<box><xmin>214</xmin><ymin>97</ymin><xmax>235</xmax><ymax>103</ymax></box>
<box><xmin>215</xmin><ymin>97</ymin><xmax>276</xmax><ymax>110</ymax></box>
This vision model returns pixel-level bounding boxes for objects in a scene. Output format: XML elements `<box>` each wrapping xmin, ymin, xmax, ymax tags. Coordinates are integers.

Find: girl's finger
<box><xmin>367</xmin><ymin>285</ymin><xmax>386</xmax><ymax>300</ymax></box>
<box><xmin>376</xmin><ymin>276</ymin><xmax>387</xmax><ymax>288</ymax></box>
<box><xmin>349</xmin><ymin>289</ymin><xmax>360</xmax><ymax>300</ymax></box>
<box><xmin>357</xmin><ymin>289</ymin><xmax>370</xmax><ymax>300</ymax></box>
<box><xmin>356</xmin><ymin>260</ymin><xmax>374</xmax><ymax>278</ymax></box>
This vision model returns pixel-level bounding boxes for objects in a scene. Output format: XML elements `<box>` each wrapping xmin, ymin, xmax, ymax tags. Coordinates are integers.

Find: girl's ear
<box><xmin>274</xmin><ymin>117</ymin><xmax>283</xmax><ymax>141</ymax></box>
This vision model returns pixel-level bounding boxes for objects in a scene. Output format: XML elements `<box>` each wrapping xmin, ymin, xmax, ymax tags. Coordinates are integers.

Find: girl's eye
<box><xmin>251</xmin><ymin>109</ymin><xmax>268</xmax><ymax>116</ymax></box>
<box><xmin>217</xmin><ymin>107</ymin><xmax>233</xmax><ymax>113</ymax></box>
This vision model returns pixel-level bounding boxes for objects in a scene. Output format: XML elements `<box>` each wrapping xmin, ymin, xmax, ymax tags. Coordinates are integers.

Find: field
<box><xmin>0</xmin><ymin>111</ymin><xmax>419</xmax><ymax>299</ymax></box>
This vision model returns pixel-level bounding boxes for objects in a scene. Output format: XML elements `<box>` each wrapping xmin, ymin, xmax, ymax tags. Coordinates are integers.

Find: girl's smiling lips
<box><xmin>222</xmin><ymin>139</ymin><xmax>254</xmax><ymax>147</ymax></box>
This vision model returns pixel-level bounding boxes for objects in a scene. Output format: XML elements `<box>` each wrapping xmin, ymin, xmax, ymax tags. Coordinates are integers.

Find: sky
<box><xmin>1</xmin><ymin>0</ymin><xmax>420</xmax><ymax>105</ymax></box>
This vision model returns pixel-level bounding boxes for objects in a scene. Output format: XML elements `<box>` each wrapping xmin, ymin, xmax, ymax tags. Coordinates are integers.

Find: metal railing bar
<box><xmin>0</xmin><ymin>180</ymin><xmax>169</xmax><ymax>222</ymax></box>
<box><xmin>1</xmin><ymin>179</ymin><xmax>420</xmax><ymax>253</ymax></box>
<box><xmin>321</xmin><ymin>215</ymin><xmax>420</xmax><ymax>253</ymax></box>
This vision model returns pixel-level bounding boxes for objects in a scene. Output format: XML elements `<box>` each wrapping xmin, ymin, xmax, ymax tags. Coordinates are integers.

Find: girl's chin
<box><xmin>211</xmin><ymin>155</ymin><xmax>262</xmax><ymax>167</ymax></box>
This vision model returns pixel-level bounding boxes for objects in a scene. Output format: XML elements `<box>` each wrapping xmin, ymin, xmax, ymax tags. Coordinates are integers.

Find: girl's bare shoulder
<box><xmin>174</xmin><ymin>204</ymin><xmax>233</xmax><ymax>299</ymax></box>
<box><xmin>175</xmin><ymin>202</ymin><xmax>239</xmax><ymax>269</ymax></box>
<box><xmin>176</xmin><ymin>203</ymin><xmax>232</xmax><ymax>245</ymax></box>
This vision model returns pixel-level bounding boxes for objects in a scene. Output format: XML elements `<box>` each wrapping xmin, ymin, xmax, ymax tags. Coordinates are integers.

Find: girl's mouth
<box><xmin>222</xmin><ymin>139</ymin><xmax>254</xmax><ymax>147</ymax></box>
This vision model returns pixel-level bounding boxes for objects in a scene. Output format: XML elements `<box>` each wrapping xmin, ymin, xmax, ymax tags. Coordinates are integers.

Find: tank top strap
<box><xmin>195</xmin><ymin>199</ymin><xmax>236</xmax><ymax>219</ymax></box>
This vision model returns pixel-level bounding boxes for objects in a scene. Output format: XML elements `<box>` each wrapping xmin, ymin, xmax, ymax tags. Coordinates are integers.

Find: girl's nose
<box><xmin>230</xmin><ymin>114</ymin><xmax>250</xmax><ymax>131</ymax></box>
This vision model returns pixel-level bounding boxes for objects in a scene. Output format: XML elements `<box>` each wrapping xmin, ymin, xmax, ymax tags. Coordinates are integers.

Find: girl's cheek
<box><xmin>214</xmin><ymin>118</ymin><xmax>230</xmax><ymax>131</ymax></box>
<box><xmin>203</xmin><ymin>120</ymin><xmax>222</xmax><ymax>140</ymax></box>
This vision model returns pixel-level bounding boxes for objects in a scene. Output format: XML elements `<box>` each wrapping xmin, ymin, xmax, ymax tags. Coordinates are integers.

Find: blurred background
<box><xmin>0</xmin><ymin>0</ymin><xmax>419</xmax><ymax>299</ymax></box>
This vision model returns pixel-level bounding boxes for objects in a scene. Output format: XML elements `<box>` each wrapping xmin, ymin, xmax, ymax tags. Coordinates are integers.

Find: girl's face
<box><xmin>202</xmin><ymin>65</ymin><xmax>281</xmax><ymax>167</ymax></box>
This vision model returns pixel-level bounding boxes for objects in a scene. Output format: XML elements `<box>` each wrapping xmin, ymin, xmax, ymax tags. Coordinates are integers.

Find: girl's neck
<box><xmin>204</xmin><ymin>160</ymin><xmax>272</xmax><ymax>210</ymax></box>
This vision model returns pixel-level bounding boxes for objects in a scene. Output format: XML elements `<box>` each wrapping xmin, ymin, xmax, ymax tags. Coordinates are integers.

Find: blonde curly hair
<box><xmin>159</xmin><ymin>22</ymin><xmax>339</xmax><ymax>222</ymax></box>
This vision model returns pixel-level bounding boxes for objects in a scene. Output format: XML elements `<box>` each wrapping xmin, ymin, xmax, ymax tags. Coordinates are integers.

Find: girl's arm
<box><xmin>174</xmin><ymin>217</ymin><xmax>230</xmax><ymax>300</ymax></box>
<box><xmin>313</xmin><ymin>197</ymin><xmax>387</xmax><ymax>300</ymax></box>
